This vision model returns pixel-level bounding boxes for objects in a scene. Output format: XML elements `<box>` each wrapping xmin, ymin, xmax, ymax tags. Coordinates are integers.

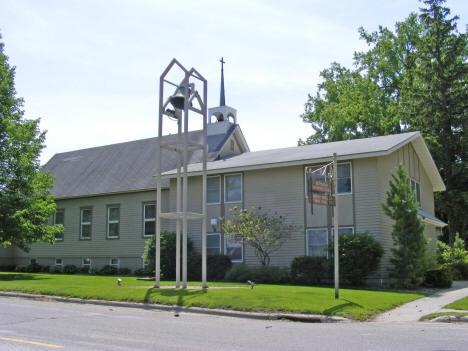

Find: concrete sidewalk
<box><xmin>376</xmin><ymin>281</ymin><xmax>468</xmax><ymax>322</ymax></box>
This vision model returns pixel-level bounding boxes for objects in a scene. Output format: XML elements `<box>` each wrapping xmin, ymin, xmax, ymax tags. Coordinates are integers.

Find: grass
<box><xmin>445</xmin><ymin>296</ymin><xmax>468</xmax><ymax>310</ymax></box>
<box><xmin>0</xmin><ymin>272</ymin><xmax>426</xmax><ymax>320</ymax></box>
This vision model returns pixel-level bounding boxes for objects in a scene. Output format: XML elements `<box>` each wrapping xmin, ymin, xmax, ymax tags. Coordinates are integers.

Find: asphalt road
<box><xmin>0</xmin><ymin>297</ymin><xmax>467</xmax><ymax>351</ymax></box>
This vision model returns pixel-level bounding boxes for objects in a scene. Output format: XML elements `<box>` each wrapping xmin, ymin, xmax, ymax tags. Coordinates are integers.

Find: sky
<box><xmin>1</xmin><ymin>0</ymin><xmax>467</xmax><ymax>164</ymax></box>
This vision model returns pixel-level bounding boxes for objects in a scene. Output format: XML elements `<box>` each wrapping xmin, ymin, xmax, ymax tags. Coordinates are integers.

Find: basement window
<box><xmin>109</xmin><ymin>258</ymin><xmax>120</xmax><ymax>268</ymax></box>
<box><xmin>55</xmin><ymin>258</ymin><xmax>63</xmax><ymax>267</ymax></box>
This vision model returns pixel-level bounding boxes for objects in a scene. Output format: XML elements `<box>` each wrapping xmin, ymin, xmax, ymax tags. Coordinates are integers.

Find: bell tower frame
<box><xmin>156</xmin><ymin>58</ymin><xmax>208</xmax><ymax>289</ymax></box>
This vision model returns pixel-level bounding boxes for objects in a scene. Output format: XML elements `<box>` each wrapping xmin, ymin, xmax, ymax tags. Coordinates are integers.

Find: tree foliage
<box><xmin>0</xmin><ymin>34</ymin><xmax>62</xmax><ymax>251</ymax></box>
<box><xmin>382</xmin><ymin>165</ymin><xmax>428</xmax><ymax>288</ymax></box>
<box><xmin>222</xmin><ymin>206</ymin><xmax>298</xmax><ymax>266</ymax></box>
<box><xmin>300</xmin><ymin>0</ymin><xmax>467</xmax><ymax>244</ymax></box>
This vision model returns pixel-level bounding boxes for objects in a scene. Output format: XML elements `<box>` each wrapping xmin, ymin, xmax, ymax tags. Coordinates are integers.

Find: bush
<box><xmin>78</xmin><ymin>267</ymin><xmax>89</xmax><ymax>274</ymax></box>
<box><xmin>40</xmin><ymin>265</ymin><xmax>50</xmax><ymax>273</ymax></box>
<box><xmin>63</xmin><ymin>265</ymin><xmax>78</xmax><ymax>274</ymax></box>
<box><xmin>25</xmin><ymin>262</ymin><xmax>43</xmax><ymax>273</ymax></box>
<box><xmin>424</xmin><ymin>267</ymin><xmax>452</xmax><ymax>288</ymax></box>
<box><xmin>436</xmin><ymin>234</ymin><xmax>468</xmax><ymax>280</ymax></box>
<box><xmin>224</xmin><ymin>264</ymin><xmax>290</xmax><ymax>284</ymax></box>
<box><xmin>118</xmin><ymin>267</ymin><xmax>131</xmax><ymax>276</ymax></box>
<box><xmin>142</xmin><ymin>232</ymin><xmax>195</xmax><ymax>279</ymax></box>
<box><xmin>133</xmin><ymin>268</ymin><xmax>150</xmax><ymax>276</ymax></box>
<box><xmin>89</xmin><ymin>267</ymin><xmax>100</xmax><ymax>275</ymax></box>
<box><xmin>97</xmin><ymin>265</ymin><xmax>119</xmax><ymax>275</ymax></box>
<box><xmin>290</xmin><ymin>256</ymin><xmax>328</xmax><ymax>285</ymax></box>
<box><xmin>188</xmin><ymin>254</ymin><xmax>232</xmax><ymax>281</ymax></box>
<box><xmin>14</xmin><ymin>266</ymin><xmax>26</xmax><ymax>273</ymax></box>
<box><xmin>328</xmin><ymin>232</ymin><xmax>384</xmax><ymax>286</ymax></box>
<box><xmin>50</xmin><ymin>266</ymin><xmax>62</xmax><ymax>274</ymax></box>
<box><xmin>0</xmin><ymin>264</ymin><xmax>16</xmax><ymax>272</ymax></box>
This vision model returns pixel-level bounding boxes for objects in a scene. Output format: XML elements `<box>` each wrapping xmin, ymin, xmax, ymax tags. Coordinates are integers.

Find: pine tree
<box><xmin>0</xmin><ymin>34</ymin><xmax>62</xmax><ymax>250</ymax></box>
<box><xmin>382</xmin><ymin>165</ymin><xmax>428</xmax><ymax>288</ymax></box>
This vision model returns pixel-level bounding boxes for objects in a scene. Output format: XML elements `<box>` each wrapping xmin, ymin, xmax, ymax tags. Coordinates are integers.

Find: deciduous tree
<box><xmin>0</xmin><ymin>34</ymin><xmax>62</xmax><ymax>251</ymax></box>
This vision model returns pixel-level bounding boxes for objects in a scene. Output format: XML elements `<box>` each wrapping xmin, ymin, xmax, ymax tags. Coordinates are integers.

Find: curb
<box><xmin>430</xmin><ymin>315</ymin><xmax>468</xmax><ymax>323</ymax></box>
<box><xmin>0</xmin><ymin>291</ymin><xmax>349</xmax><ymax>323</ymax></box>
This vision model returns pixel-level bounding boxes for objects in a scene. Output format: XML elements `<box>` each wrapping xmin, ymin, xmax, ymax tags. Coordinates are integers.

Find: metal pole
<box><xmin>182</xmin><ymin>76</ymin><xmax>189</xmax><ymax>289</ymax></box>
<box><xmin>201</xmin><ymin>80</ymin><xmax>208</xmax><ymax>289</ymax></box>
<box><xmin>175</xmin><ymin>110</ymin><xmax>182</xmax><ymax>288</ymax></box>
<box><xmin>155</xmin><ymin>77</ymin><xmax>163</xmax><ymax>288</ymax></box>
<box><xmin>333</xmin><ymin>152</ymin><xmax>339</xmax><ymax>299</ymax></box>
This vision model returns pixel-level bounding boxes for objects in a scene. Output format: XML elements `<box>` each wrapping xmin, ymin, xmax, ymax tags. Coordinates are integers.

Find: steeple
<box><xmin>220</xmin><ymin>57</ymin><xmax>226</xmax><ymax>106</ymax></box>
<box><xmin>208</xmin><ymin>57</ymin><xmax>237</xmax><ymax>125</ymax></box>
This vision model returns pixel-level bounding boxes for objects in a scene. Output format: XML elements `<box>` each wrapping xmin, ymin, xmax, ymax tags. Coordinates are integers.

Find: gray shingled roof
<box><xmin>44</xmin><ymin>127</ymin><xmax>235</xmax><ymax>199</ymax></box>
<box><xmin>164</xmin><ymin>132</ymin><xmax>421</xmax><ymax>175</ymax></box>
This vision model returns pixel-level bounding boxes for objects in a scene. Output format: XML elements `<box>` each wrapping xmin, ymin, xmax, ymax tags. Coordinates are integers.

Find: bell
<box><xmin>169</xmin><ymin>86</ymin><xmax>189</xmax><ymax>110</ymax></box>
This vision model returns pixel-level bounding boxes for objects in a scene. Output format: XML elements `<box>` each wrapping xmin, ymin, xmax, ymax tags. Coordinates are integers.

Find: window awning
<box><xmin>418</xmin><ymin>209</ymin><xmax>447</xmax><ymax>227</ymax></box>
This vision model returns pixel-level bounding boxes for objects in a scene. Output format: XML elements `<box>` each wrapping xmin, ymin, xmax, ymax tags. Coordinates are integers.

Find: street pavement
<box><xmin>1</xmin><ymin>296</ymin><xmax>468</xmax><ymax>351</ymax></box>
<box><xmin>376</xmin><ymin>280</ymin><xmax>468</xmax><ymax>322</ymax></box>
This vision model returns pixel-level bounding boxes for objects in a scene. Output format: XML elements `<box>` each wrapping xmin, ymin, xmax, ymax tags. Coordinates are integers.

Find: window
<box><xmin>225</xmin><ymin>174</ymin><xmax>242</xmax><ymax>203</ymax></box>
<box><xmin>80</xmin><ymin>208</ymin><xmax>92</xmax><ymax>239</ymax></box>
<box><xmin>337</xmin><ymin>163</ymin><xmax>352</xmax><ymax>193</ymax></box>
<box><xmin>331</xmin><ymin>227</ymin><xmax>354</xmax><ymax>237</ymax></box>
<box><xmin>55</xmin><ymin>258</ymin><xmax>63</xmax><ymax>267</ymax></box>
<box><xmin>107</xmin><ymin>206</ymin><xmax>120</xmax><ymax>238</ymax></box>
<box><xmin>109</xmin><ymin>258</ymin><xmax>120</xmax><ymax>268</ymax></box>
<box><xmin>54</xmin><ymin>209</ymin><xmax>65</xmax><ymax>240</ymax></box>
<box><xmin>411</xmin><ymin>179</ymin><xmax>421</xmax><ymax>207</ymax></box>
<box><xmin>308</xmin><ymin>227</ymin><xmax>355</xmax><ymax>257</ymax></box>
<box><xmin>82</xmin><ymin>258</ymin><xmax>91</xmax><ymax>267</ymax></box>
<box><xmin>143</xmin><ymin>203</ymin><xmax>156</xmax><ymax>237</ymax></box>
<box><xmin>207</xmin><ymin>233</ymin><xmax>221</xmax><ymax>254</ymax></box>
<box><xmin>225</xmin><ymin>235</ymin><xmax>243</xmax><ymax>262</ymax></box>
<box><xmin>142</xmin><ymin>259</ymin><xmax>148</xmax><ymax>269</ymax></box>
<box><xmin>305</xmin><ymin>163</ymin><xmax>352</xmax><ymax>195</ymax></box>
<box><xmin>207</xmin><ymin>176</ymin><xmax>221</xmax><ymax>204</ymax></box>
<box><xmin>306</xmin><ymin>228</ymin><xmax>328</xmax><ymax>257</ymax></box>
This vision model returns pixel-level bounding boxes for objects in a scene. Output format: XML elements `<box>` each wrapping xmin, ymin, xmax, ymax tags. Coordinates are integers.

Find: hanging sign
<box><xmin>310</xmin><ymin>193</ymin><xmax>336</xmax><ymax>206</ymax></box>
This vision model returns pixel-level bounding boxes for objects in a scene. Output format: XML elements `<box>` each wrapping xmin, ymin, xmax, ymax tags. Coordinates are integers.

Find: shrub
<box><xmin>225</xmin><ymin>264</ymin><xmax>290</xmax><ymax>284</ymax></box>
<box><xmin>0</xmin><ymin>264</ymin><xmax>16</xmax><ymax>272</ymax></box>
<box><xmin>328</xmin><ymin>232</ymin><xmax>383</xmax><ymax>286</ymax></box>
<box><xmin>78</xmin><ymin>267</ymin><xmax>90</xmax><ymax>274</ymax></box>
<box><xmin>188</xmin><ymin>254</ymin><xmax>232</xmax><ymax>281</ymax></box>
<box><xmin>14</xmin><ymin>266</ymin><xmax>26</xmax><ymax>273</ymax></box>
<box><xmin>224</xmin><ymin>264</ymin><xmax>251</xmax><ymax>282</ymax></box>
<box><xmin>424</xmin><ymin>267</ymin><xmax>452</xmax><ymax>288</ymax></box>
<box><xmin>133</xmin><ymin>268</ymin><xmax>149</xmax><ymax>276</ymax></box>
<box><xmin>40</xmin><ymin>265</ymin><xmax>50</xmax><ymax>273</ymax></box>
<box><xmin>118</xmin><ymin>267</ymin><xmax>131</xmax><ymax>276</ymax></box>
<box><xmin>89</xmin><ymin>267</ymin><xmax>100</xmax><ymax>275</ymax></box>
<box><xmin>290</xmin><ymin>256</ymin><xmax>328</xmax><ymax>285</ymax></box>
<box><xmin>50</xmin><ymin>266</ymin><xmax>62</xmax><ymax>274</ymax></box>
<box><xmin>25</xmin><ymin>262</ymin><xmax>43</xmax><ymax>273</ymax></box>
<box><xmin>98</xmin><ymin>265</ymin><xmax>119</xmax><ymax>275</ymax></box>
<box><xmin>63</xmin><ymin>265</ymin><xmax>78</xmax><ymax>274</ymax></box>
<box><xmin>142</xmin><ymin>232</ymin><xmax>195</xmax><ymax>279</ymax></box>
<box><xmin>436</xmin><ymin>234</ymin><xmax>468</xmax><ymax>280</ymax></box>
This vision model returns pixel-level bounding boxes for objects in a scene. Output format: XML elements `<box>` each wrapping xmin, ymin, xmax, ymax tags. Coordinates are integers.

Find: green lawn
<box><xmin>0</xmin><ymin>272</ymin><xmax>425</xmax><ymax>320</ymax></box>
<box><xmin>445</xmin><ymin>296</ymin><xmax>468</xmax><ymax>310</ymax></box>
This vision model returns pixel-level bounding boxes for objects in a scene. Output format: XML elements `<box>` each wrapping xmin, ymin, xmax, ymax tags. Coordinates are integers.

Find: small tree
<box><xmin>382</xmin><ymin>164</ymin><xmax>428</xmax><ymax>288</ymax></box>
<box><xmin>222</xmin><ymin>206</ymin><xmax>298</xmax><ymax>266</ymax></box>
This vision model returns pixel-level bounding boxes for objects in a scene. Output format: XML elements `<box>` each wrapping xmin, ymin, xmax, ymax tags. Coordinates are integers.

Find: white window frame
<box><xmin>224</xmin><ymin>173</ymin><xmax>243</xmax><ymax>203</ymax></box>
<box><xmin>306</xmin><ymin>228</ymin><xmax>329</xmax><ymax>257</ymax></box>
<box><xmin>304</xmin><ymin>162</ymin><xmax>353</xmax><ymax>197</ymax></box>
<box><xmin>306</xmin><ymin>227</ymin><xmax>355</xmax><ymax>257</ymax></box>
<box><xmin>82</xmin><ymin>258</ymin><xmax>91</xmax><ymax>267</ymax></box>
<box><xmin>224</xmin><ymin>235</ymin><xmax>244</xmax><ymax>263</ymax></box>
<box><xmin>55</xmin><ymin>258</ymin><xmax>63</xmax><ymax>267</ymax></box>
<box><xmin>54</xmin><ymin>209</ymin><xmax>65</xmax><ymax>241</ymax></box>
<box><xmin>207</xmin><ymin>175</ymin><xmax>221</xmax><ymax>205</ymax></box>
<box><xmin>142</xmin><ymin>259</ymin><xmax>147</xmax><ymax>269</ymax></box>
<box><xmin>410</xmin><ymin>178</ymin><xmax>422</xmax><ymax>208</ymax></box>
<box><xmin>107</xmin><ymin>205</ymin><xmax>120</xmax><ymax>239</ymax></box>
<box><xmin>207</xmin><ymin>233</ymin><xmax>221</xmax><ymax>254</ymax></box>
<box><xmin>143</xmin><ymin>203</ymin><xmax>156</xmax><ymax>237</ymax></box>
<box><xmin>80</xmin><ymin>207</ymin><xmax>92</xmax><ymax>240</ymax></box>
<box><xmin>109</xmin><ymin>258</ymin><xmax>120</xmax><ymax>268</ymax></box>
